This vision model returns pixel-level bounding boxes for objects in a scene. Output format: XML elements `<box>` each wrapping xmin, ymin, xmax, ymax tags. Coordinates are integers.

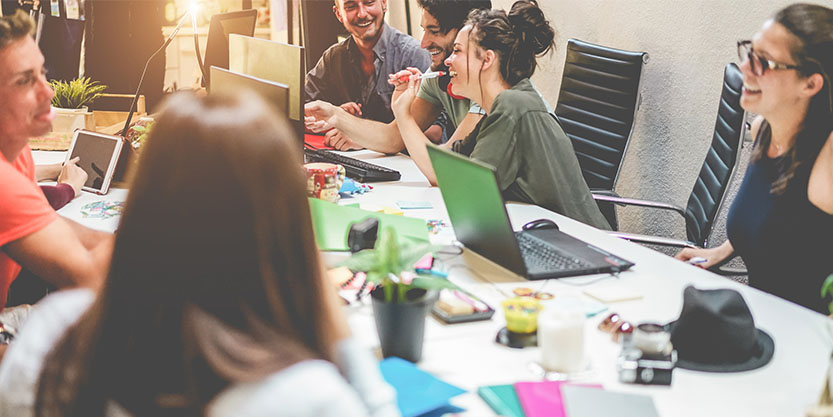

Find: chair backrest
<box><xmin>556</xmin><ymin>39</ymin><xmax>648</xmax><ymax>192</ymax></box>
<box><xmin>684</xmin><ymin>63</ymin><xmax>745</xmax><ymax>247</ymax></box>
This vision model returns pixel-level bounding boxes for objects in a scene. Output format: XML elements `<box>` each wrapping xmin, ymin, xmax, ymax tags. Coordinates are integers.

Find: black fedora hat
<box><xmin>665</xmin><ymin>286</ymin><xmax>774</xmax><ymax>372</ymax></box>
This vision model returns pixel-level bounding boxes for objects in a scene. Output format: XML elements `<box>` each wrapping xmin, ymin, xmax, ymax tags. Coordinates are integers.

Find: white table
<box><xmin>35</xmin><ymin>148</ymin><xmax>833</xmax><ymax>417</ymax></box>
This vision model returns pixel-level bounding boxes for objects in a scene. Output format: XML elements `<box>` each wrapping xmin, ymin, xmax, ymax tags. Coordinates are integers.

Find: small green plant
<box><xmin>129</xmin><ymin>121</ymin><xmax>154</xmax><ymax>150</ymax></box>
<box><xmin>50</xmin><ymin>77</ymin><xmax>107</xmax><ymax>109</ymax></box>
<box><xmin>339</xmin><ymin>227</ymin><xmax>457</xmax><ymax>303</ymax></box>
<box><xmin>821</xmin><ymin>274</ymin><xmax>833</xmax><ymax>315</ymax></box>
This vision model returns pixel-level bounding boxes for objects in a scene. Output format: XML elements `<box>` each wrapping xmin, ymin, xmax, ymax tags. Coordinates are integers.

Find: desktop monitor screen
<box><xmin>209</xmin><ymin>66</ymin><xmax>290</xmax><ymax>118</ymax></box>
<box><xmin>228</xmin><ymin>34</ymin><xmax>305</xmax><ymax>139</ymax></box>
<box><xmin>202</xmin><ymin>9</ymin><xmax>258</xmax><ymax>86</ymax></box>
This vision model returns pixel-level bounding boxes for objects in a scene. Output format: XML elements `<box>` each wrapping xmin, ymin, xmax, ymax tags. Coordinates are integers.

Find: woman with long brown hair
<box><xmin>678</xmin><ymin>4</ymin><xmax>833</xmax><ymax>313</ymax></box>
<box><xmin>391</xmin><ymin>0</ymin><xmax>609</xmax><ymax>229</ymax></box>
<box><xmin>0</xmin><ymin>92</ymin><xmax>398</xmax><ymax>417</ymax></box>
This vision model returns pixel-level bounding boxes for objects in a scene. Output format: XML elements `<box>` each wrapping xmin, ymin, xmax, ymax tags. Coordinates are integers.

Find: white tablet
<box><xmin>64</xmin><ymin>130</ymin><xmax>124</xmax><ymax>195</ymax></box>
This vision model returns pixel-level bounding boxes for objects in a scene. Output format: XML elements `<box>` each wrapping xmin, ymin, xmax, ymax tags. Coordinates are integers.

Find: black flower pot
<box><xmin>371</xmin><ymin>286</ymin><xmax>437</xmax><ymax>363</ymax></box>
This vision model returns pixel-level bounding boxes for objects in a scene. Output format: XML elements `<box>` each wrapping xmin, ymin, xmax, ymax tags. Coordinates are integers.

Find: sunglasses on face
<box><xmin>737</xmin><ymin>40</ymin><xmax>803</xmax><ymax>76</ymax></box>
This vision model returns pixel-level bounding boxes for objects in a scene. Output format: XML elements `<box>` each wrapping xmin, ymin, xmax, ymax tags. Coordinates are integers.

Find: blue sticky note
<box><xmin>397</xmin><ymin>200</ymin><xmax>434</xmax><ymax>210</ymax></box>
<box><xmin>379</xmin><ymin>357</ymin><xmax>466</xmax><ymax>417</ymax></box>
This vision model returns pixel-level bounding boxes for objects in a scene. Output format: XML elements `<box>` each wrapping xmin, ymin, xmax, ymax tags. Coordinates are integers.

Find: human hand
<box><xmin>339</xmin><ymin>101</ymin><xmax>362</xmax><ymax>117</ymax></box>
<box><xmin>304</xmin><ymin>100</ymin><xmax>338</xmax><ymax>132</ymax></box>
<box><xmin>388</xmin><ymin>67</ymin><xmax>421</xmax><ymax>91</ymax></box>
<box><xmin>57</xmin><ymin>157</ymin><xmax>88</xmax><ymax>198</ymax></box>
<box><xmin>391</xmin><ymin>75</ymin><xmax>420</xmax><ymax>121</ymax></box>
<box><xmin>675</xmin><ymin>247</ymin><xmax>722</xmax><ymax>269</ymax></box>
<box><xmin>324</xmin><ymin>129</ymin><xmax>363</xmax><ymax>151</ymax></box>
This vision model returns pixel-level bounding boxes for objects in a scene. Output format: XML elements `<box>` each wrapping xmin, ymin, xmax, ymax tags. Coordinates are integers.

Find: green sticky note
<box><xmin>308</xmin><ymin>198</ymin><xmax>429</xmax><ymax>251</ymax></box>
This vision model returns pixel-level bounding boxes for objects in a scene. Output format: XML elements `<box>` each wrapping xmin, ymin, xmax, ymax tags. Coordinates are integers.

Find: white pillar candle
<box><xmin>538</xmin><ymin>303</ymin><xmax>585</xmax><ymax>373</ymax></box>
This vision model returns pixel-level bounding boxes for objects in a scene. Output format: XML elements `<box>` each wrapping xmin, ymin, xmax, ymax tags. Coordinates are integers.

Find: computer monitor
<box><xmin>228</xmin><ymin>34</ymin><xmax>305</xmax><ymax>139</ymax></box>
<box><xmin>300</xmin><ymin>0</ymin><xmax>348</xmax><ymax>71</ymax></box>
<box><xmin>202</xmin><ymin>9</ymin><xmax>258</xmax><ymax>87</ymax></box>
<box><xmin>209</xmin><ymin>66</ymin><xmax>290</xmax><ymax>118</ymax></box>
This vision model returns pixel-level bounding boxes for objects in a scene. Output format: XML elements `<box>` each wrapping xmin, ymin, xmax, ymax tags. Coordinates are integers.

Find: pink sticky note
<box><xmin>414</xmin><ymin>253</ymin><xmax>434</xmax><ymax>270</ymax></box>
<box><xmin>514</xmin><ymin>381</ymin><xmax>602</xmax><ymax>417</ymax></box>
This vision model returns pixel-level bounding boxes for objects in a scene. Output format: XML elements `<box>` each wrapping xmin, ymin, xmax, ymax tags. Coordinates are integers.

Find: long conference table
<box><xmin>34</xmin><ymin>148</ymin><xmax>833</xmax><ymax>417</ymax></box>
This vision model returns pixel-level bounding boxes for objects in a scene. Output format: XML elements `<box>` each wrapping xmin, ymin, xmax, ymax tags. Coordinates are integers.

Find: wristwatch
<box><xmin>0</xmin><ymin>321</ymin><xmax>15</xmax><ymax>344</ymax></box>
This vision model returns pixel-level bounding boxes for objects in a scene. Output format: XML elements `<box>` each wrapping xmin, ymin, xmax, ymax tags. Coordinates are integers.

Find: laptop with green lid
<box><xmin>426</xmin><ymin>143</ymin><xmax>633</xmax><ymax>280</ymax></box>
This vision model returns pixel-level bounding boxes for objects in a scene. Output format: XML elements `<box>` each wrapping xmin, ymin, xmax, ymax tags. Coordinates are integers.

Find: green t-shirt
<box><xmin>417</xmin><ymin>77</ymin><xmax>482</xmax><ymax>131</ymax></box>
<box><xmin>453</xmin><ymin>79</ymin><xmax>610</xmax><ymax>230</ymax></box>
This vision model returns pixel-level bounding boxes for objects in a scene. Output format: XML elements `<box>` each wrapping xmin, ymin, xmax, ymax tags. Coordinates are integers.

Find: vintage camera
<box><xmin>616</xmin><ymin>324</ymin><xmax>676</xmax><ymax>386</ymax></box>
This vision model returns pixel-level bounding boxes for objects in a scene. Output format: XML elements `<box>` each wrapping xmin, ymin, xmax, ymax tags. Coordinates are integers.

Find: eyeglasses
<box><xmin>737</xmin><ymin>40</ymin><xmax>803</xmax><ymax>76</ymax></box>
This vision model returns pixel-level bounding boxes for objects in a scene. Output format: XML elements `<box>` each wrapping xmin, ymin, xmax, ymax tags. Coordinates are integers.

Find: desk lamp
<box><xmin>121</xmin><ymin>1</ymin><xmax>203</xmax><ymax>137</ymax></box>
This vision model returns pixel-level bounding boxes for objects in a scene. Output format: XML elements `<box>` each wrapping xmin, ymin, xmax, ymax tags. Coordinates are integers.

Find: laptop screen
<box><xmin>426</xmin><ymin>144</ymin><xmax>528</xmax><ymax>276</ymax></box>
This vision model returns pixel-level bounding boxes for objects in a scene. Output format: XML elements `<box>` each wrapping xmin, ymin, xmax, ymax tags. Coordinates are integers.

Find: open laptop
<box><xmin>427</xmin><ymin>144</ymin><xmax>634</xmax><ymax>280</ymax></box>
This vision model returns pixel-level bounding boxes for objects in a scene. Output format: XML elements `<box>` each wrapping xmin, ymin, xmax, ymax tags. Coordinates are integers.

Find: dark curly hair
<box><xmin>465</xmin><ymin>0</ymin><xmax>555</xmax><ymax>85</ymax></box>
<box><xmin>0</xmin><ymin>10</ymin><xmax>34</xmax><ymax>49</ymax></box>
<box><xmin>752</xmin><ymin>3</ymin><xmax>833</xmax><ymax>194</ymax></box>
<box><xmin>416</xmin><ymin>0</ymin><xmax>492</xmax><ymax>34</ymax></box>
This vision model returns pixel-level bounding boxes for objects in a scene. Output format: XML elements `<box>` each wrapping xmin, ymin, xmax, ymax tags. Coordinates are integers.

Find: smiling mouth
<box><xmin>743</xmin><ymin>82</ymin><xmax>761</xmax><ymax>94</ymax></box>
<box><xmin>448</xmin><ymin>71</ymin><xmax>457</xmax><ymax>77</ymax></box>
<box><xmin>357</xmin><ymin>20</ymin><xmax>372</xmax><ymax>27</ymax></box>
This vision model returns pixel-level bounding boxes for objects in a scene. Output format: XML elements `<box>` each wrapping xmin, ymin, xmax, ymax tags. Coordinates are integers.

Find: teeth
<box><xmin>357</xmin><ymin>21</ymin><xmax>371</xmax><ymax>27</ymax></box>
<box><xmin>429</xmin><ymin>50</ymin><xmax>441</xmax><ymax>56</ymax></box>
<box><xmin>449</xmin><ymin>71</ymin><xmax>457</xmax><ymax>77</ymax></box>
<box><xmin>743</xmin><ymin>82</ymin><xmax>761</xmax><ymax>92</ymax></box>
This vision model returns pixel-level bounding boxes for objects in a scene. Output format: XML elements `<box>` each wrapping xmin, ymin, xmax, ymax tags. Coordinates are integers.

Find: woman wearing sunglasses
<box><xmin>677</xmin><ymin>4</ymin><xmax>833</xmax><ymax>314</ymax></box>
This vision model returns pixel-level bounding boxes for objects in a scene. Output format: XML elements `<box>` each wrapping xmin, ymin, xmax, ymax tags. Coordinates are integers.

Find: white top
<box><xmin>0</xmin><ymin>289</ymin><xmax>399</xmax><ymax>417</ymax></box>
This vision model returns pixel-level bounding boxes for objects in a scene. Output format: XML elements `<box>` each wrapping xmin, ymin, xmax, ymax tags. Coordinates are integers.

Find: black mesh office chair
<box><xmin>556</xmin><ymin>39</ymin><xmax>649</xmax><ymax>230</ymax></box>
<box><xmin>593</xmin><ymin>63</ymin><xmax>745</xmax><ymax>255</ymax></box>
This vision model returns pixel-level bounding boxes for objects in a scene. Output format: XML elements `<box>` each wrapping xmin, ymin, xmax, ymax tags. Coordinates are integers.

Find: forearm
<box><xmin>35</xmin><ymin>163</ymin><xmax>61</xmax><ymax>182</ymax></box>
<box><xmin>65</xmin><ymin>219</ymin><xmax>112</xmax><ymax>251</ymax></box>
<box><xmin>333</xmin><ymin>109</ymin><xmax>405</xmax><ymax>154</ymax></box>
<box><xmin>398</xmin><ymin>116</ymin><xmax>437</xmax><ymax>185</ymax></box>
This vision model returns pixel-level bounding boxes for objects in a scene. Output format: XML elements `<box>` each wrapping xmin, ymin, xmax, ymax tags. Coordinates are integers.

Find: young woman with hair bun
<box><xmin>392</xmin><ymin>0</ymin><xmax>609</xmax><ymax>229</ymax></box>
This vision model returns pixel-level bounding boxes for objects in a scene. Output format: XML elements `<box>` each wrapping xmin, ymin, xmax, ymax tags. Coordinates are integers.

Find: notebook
<box><xmin>379</xmin><ymin>357</ymin><xmax>466</xmax><ymax>417</ymax></box>
<box><xmin>477</xmin><ymin>384</ymin><xmax>525</xmax><ymax>417</ymax></box>
<box><xmin>427</xmin><ymin>144</ymin><xmax>634</xmax><ymax>280</ymax></box>
<box><xmin>561</xmin><ymin>385</ymin><xmax>660</xmax><ymax>417</ymax></box>
<box><xmin>514</xmin><ymin>381</ymin><xmax>602</xmax><ymax>417</ymax></box>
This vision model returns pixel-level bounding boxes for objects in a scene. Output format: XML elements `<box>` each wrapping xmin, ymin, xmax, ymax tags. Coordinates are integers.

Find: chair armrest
<box><xmin>590</xmin><ymin>189</ymin><xmax>621</xmax><ymax>198</ymax></box>
<box><xmin>592</xmin><ymin>194</ymin><xmax>687</xmax><ymax>219</ymax></box>
<box><xmin>706</xmin><ymin>252</ymin><xmax>748</xmax><ymax>276</ymax></box>
<box><xmin>609</xmin><ymin>231</ymin><xmax>697</xmax><ymax>248</ymax></box>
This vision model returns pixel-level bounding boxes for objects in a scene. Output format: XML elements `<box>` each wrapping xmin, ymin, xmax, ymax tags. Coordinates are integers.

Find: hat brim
<box><xmin>665</xmin><ymin>322</ymin><xmax>775</xmax><ymax>373</ymax></box>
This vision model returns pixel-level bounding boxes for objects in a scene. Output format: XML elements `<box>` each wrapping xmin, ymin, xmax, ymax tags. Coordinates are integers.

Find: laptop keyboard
<box><xmin>515</xmin><ymin>232</ymin><xmax>592</xmax><ymax>272</ymax></box>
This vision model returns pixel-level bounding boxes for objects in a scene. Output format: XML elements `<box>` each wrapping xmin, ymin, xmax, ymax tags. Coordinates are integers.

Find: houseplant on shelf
<box><xmin>809</xmin><ymin>274</ymin><xmax>833</xmax><ymax>417</ymax></box>
<box><xmin>31</xmin><ymin>77</ymin><xmax>107</xmax><ymax>150</ymax></box>
<box><xmin>340</xmin><ymin>227</ymin><xmax>457</xmax><ymax>362</ymax></box>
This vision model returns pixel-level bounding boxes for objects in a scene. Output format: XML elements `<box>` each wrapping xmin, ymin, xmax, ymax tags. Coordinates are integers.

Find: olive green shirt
<box><xmin>453</xmin><ymin>79</ymin><xmax>609</xmax><ymax>230</ymax></box>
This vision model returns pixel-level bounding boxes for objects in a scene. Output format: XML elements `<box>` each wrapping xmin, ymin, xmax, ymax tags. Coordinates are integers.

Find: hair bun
<box><xmin>508</xmin><ymin>0</ymin><xmax>555</xmax><ymax>56</ymax></box>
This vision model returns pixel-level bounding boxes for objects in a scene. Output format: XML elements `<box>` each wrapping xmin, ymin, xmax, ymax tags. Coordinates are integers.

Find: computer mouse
<box><xmin>522</xmin><ymin>218</ymin><xmax>559</xmax><ymax>231</ymax></box>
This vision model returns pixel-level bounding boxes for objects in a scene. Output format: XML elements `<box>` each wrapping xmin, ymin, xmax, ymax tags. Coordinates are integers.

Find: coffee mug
<box><xmin>538</xmin><ymin>303</ymin><xmax>585</xmax><ymax>373</ymax></box>
<box><xmin>633</xmin><ymin>322</ymin><xmax>672</xmax><ymax>355</ymax></box>
<box><xmin>304</xmin><ymin>162</ymin><xmax>345</xmax><ymax>203</ymax></box>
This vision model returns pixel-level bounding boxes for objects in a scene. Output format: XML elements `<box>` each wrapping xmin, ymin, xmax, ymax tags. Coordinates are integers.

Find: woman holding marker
<box><xmin>391</xmin><ymin>0</ymin><xmax>609</xmax><ymax>229</ymax></box>
<box><xmin>677</xmin><ymin>4</ymin><xmax>833</xmax><ymax>313</ymax></box>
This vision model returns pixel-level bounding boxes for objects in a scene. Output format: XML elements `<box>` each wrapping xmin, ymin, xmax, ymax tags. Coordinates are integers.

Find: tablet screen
<box><xmin>67</xmin><ymin>131</ymin><xmax>121</xmax><ymax>192</ymax></box>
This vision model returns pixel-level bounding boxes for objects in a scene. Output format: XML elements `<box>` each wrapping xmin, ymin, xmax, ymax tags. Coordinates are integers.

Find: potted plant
<box><xmin>31</xmin><ymin>77</ymin><xmax>107</xmax><ymax>151</ymax></box>
<box><xmin>340</xmin><ymin>227</ymin><xmax>457</xmax><ymax>362</ymax></box>
<box><xmin>809</xmin><ymin>274</ymin><xmax>833</xmax><ymax>417</ymax></box>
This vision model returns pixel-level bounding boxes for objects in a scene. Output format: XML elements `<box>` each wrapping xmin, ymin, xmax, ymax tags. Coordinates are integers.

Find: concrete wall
<box><xmin>476</xmin><ymin>0</ymin><xmax>827</xmax><ymax>244</ymax></box>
